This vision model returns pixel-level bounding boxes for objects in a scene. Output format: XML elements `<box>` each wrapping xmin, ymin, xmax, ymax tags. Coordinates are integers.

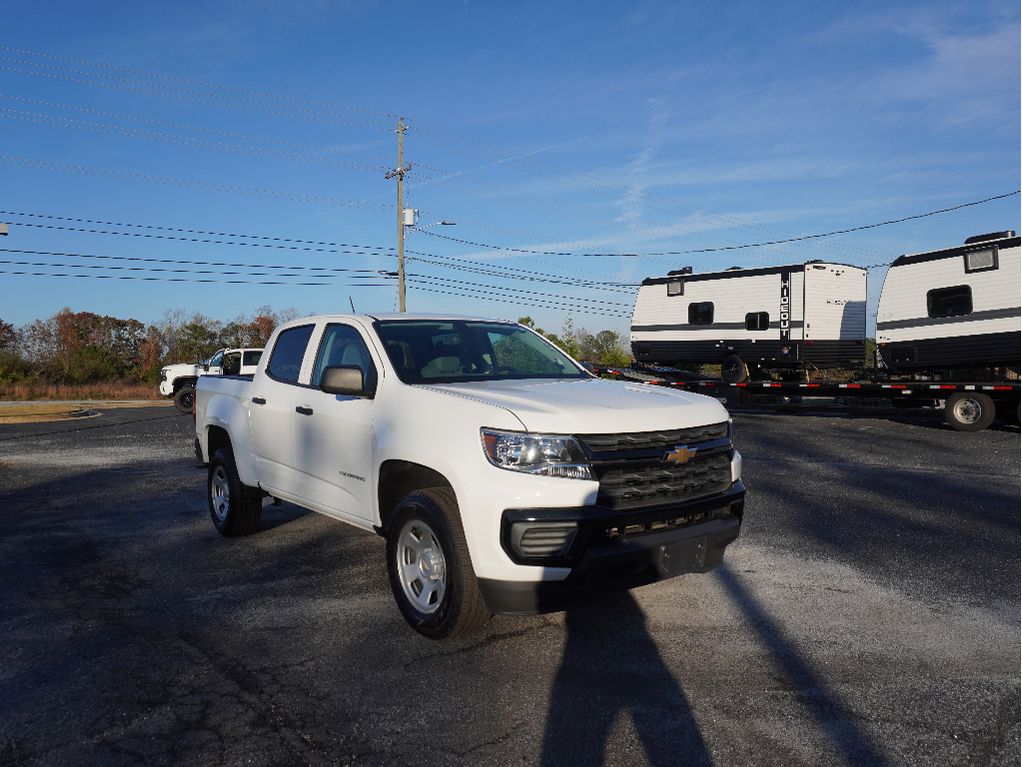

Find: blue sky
<box><xmin>1</xmin><ymin>0</ymin><xmax>1019</xmax><ymax>337</ymax></box>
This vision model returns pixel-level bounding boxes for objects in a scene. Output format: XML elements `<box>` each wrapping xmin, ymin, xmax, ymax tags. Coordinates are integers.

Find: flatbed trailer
<box><xmin>592</xmin><ymin>365</ymin><xmax>1020</xmax><ymax>433</ymax></box>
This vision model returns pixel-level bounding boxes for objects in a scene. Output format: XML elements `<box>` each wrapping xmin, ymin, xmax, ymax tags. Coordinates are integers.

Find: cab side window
<box><xmin>266</xmin><ymin>325</ymin><xmax>315</xmax><ymax>384</ymax></box>
<box><xmin>312</xmin><ymin>324</ymin><xmax>378</xmax><ymax>393</ymax></box>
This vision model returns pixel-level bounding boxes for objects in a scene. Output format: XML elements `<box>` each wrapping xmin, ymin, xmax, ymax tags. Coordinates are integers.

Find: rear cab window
<box><xmin>266</xmin><ymin>325</ymin><xmax>315</xmax><ymax>384</ymax></box>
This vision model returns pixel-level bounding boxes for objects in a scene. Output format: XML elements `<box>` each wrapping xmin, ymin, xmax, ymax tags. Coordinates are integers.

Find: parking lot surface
<box><xmin>1</xmin><ymin>407</ymin><xmax>1018</xmax><ymax>766</ymax></box>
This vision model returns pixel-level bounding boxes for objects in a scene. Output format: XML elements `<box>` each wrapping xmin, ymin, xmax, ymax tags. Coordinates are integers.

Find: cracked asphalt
<box><xmin>0</xmin><ymin>407</ymin><xmax>1018</xmax><ymax>766</ymax></box>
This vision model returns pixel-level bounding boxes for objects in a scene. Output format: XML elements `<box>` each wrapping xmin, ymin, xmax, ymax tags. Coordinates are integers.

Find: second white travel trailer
<box><xmin>876</xmin><ymin>231</ymin><xmax>1020</xmax><ymax>375</ymax></box>
<box><xmin>630</xmin><ymin>261</ymin><xmax>868</xmax><ymax>382</ymax></box>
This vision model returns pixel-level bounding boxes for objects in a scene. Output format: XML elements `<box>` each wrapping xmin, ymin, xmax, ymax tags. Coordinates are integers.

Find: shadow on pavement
<box><xmin>716</xmin><ymin>563</ymin><xmax>890</xmax><ymax>766</ymax></box>
<box><xmin>541</xmin><ymin>591</ymin><xmax>712</xmax><ymax>767</ymax></box>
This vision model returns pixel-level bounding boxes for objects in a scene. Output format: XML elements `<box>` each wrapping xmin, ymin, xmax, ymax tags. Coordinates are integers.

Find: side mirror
<box><xmin>320</xmin><ymin>365</ymin><xmax>372</xmax><ymax>398</ymax></box>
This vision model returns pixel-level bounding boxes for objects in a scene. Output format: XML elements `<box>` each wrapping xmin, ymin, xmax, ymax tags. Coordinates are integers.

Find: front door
<box><xmin>291</xmin><ymin>323</ymin><xmax>377</xmax><ymax>523</ymax></box>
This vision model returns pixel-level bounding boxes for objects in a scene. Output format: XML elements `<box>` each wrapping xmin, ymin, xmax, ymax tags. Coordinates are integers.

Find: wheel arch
<box><xmin>206</xmin><ymin>425</ymin><xmax>232</xmax><ymax>462</ymax></box>
<box><xmin>377</xmin><ymin>460</ymin><xmax>456</xmax><ymax>535</ymax></box>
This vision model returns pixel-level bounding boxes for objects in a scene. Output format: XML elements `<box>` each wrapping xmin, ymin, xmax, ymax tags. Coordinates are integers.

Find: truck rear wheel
<box><xmin>944</xmin><ymin>392</ymin><xmax>995</xmax><ymax>432</ymax></box>
<box><xmin>721</xmin><ymin>354</ymin><xmax>747</xmax><ymax>384</ymax></box>
<box><xmin>208</xmin><ymin>447</ymin><xmax>263</xmax><ymax>536</ymax></box>
<box><xmin>174</xmin><ymin>384</ymin><xmax>195</xmax><ymax>414</ymax></box>
<box><xmin>386</xmin><ymin>488</ymin><xmax>490</xmax><ymax>640</ymax></box>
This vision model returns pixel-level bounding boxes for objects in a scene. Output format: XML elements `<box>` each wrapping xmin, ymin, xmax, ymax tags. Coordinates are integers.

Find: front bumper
<box><xmin>478</xmin><ymin>481</ymin><xmax>744</xmax><ymax>614</ymax></box>
<box><xmin>159</xmin><ymin>381</ymin><xmax>174</xmax><ymax>397</ymax></box>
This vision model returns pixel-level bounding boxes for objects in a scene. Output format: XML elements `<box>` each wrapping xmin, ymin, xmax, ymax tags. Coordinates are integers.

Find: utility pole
<box><xmin>384</xmin><ymin>117</ymin><xmax>412</xmax><ymax>312</ymax></box>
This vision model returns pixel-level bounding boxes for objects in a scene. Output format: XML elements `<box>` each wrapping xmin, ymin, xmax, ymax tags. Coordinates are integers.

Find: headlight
<box><xmin>480</xmin><ymin>429</ymin><xmax>593</xmax><ymax>480</ymax></box>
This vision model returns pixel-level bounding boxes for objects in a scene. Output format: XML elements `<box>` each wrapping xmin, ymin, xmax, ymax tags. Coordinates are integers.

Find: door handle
<box><xmin>295</xmin><ymin>406</ymin><xmax>314</xmax><ymax>416</ymax></box>
<box><xmin>251</xmin><ymin>397</ymin><xmax>266</xmax><ymax>405</ymax></box>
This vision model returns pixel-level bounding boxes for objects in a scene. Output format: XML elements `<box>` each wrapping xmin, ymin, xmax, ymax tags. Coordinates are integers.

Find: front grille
<box><xmin>577</xmin><ymin>422</ymin><xmax>728</xmax><ymax>455</ymax></box>
<box><xmin>594</xmin><ymin>453</ymin><xmax>732</xmax><ymax>510</ymax></box>
<box><xmin>599</xmin><ymin>505</ymin><xmax>734</xmax><ymax>540</ymax></box>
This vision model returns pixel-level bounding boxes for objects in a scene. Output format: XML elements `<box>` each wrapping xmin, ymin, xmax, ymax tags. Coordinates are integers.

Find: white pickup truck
<box><xmin>195</xmin><ymin>314</ymin><xmax>745</xmax><ymax>639</ymax></box>
<box><xmin>160</xmin><ymin>347</ymin><xmax>263</xmax><ymax>413</ymax></box>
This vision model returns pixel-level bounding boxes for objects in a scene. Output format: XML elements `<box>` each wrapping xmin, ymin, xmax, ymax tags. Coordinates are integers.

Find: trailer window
<box><xmin>964</xmin><ymin>247</ymin><xmax>998</xmax><ymax>273</ymax></box>
<box><xmin>745</xmin><ymin>312</ymin><xmax>769</xmax><ymax>331</ymax></box>
<box><xmin>667</xmin><ymin>280</ymin><xmax>683</xmax><ymax>296</ymax></box>
<box><xmin>926</xmin><ymin>286</ymin><xmax>972</xmax><ymax>318</ymax></box>
<box><xmin>688</xmin><ymin>302</ymin><xmax>714</xmax><ymax>325</ymax></box>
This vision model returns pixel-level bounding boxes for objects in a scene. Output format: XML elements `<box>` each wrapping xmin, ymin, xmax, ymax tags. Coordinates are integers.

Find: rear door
<box><xmin>803</xmin><ymin>264</ymin><xmax>866</xmax><ymax>341</ymax></box>
<box><xmin>249</xmin><ymin>324</ymin><xmax>316</xmax><ymax>494</ymax></box>
<box><xmin>291</xmin><ymin>322</ymin><xmax>378</xmax><ymax>523</ymax></box>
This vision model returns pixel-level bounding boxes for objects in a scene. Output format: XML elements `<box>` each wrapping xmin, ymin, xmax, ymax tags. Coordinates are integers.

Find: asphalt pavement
<box><xmin>0</xmin><ymin>407</ymin><xmax>1018</xmax><ymax>766</ymax></box>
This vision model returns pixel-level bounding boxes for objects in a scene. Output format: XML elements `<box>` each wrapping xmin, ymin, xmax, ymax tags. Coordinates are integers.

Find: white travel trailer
<box><xmin>876</xmin><ymin>231</ymin><xmax>1020</xmax><ymax>374</ymax></box>
<box><xmin>630</xmin><ymin>261</ymin><xmax>867</xmax><ymax>381</ymax></box>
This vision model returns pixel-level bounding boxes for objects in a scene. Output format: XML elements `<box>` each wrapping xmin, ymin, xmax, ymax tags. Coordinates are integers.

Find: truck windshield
<box><xmin>374</xmin><ymin>320</ymin><xmax>589</xmax><ymax>385</ymax></box>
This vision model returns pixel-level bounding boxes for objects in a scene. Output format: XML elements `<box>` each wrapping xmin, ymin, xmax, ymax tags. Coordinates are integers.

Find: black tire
<box><xmin>721</xmin><ymin>354</ymin><xmax>747</xmax><ymax>384</ymax></box>
<box><xmin>386</xmin><ymin>487</ymin><xmax>490</xmax><ymax>640</ymax></box>
<box><xmin>174</xmin><ymin>384</ymin><xmax>195</xmax><ymax>414</ymax></box>
<box><xmin>208</xmin><ymin>447</ymin><xmax>263</xmax><ymax>536</ymax></box>
<box><xmin>944</xmin><ymin>392</ymin><xmax>995</xmax><ymax>432</ymax></box>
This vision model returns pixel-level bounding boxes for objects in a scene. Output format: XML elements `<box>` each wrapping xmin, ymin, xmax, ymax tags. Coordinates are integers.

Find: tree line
<box><xmin>0</xmin><ymin>309</ymin><xmax>632</xmax><ymax>386</ymax></box>
<box><xmin>0</xmin><ymin>307</ymin><xmax>298</xmax><ymax>386</ymax></box>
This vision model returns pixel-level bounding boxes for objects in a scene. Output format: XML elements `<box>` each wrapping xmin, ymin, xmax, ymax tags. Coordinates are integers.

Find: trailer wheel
<box><xmin>944</xmin><ymin>393</ymin><xmax>995</xmax><ymax>432</ymax></box>
<box><xmin>174</xmin><ymin>384</ymin><xmax>195</xmax><ymax>414</ymax></box>
<box><xmin>721</xmin><ymin>354</ymin><xmax>747</xmax><ymax>384</ymax></box>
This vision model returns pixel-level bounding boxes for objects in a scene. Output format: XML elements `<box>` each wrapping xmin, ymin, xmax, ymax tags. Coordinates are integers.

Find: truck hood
<box><xmin>421</xmin><ymin>377</ymin><xmax>728</xmax><ymax>434</ymax></box>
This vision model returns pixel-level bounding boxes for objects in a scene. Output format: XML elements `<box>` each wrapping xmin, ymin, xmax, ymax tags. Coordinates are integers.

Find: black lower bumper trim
<box><xmin>480</xmin><ymin>501</ymin><xmax>743</xmax><ymax>615</ymax></box>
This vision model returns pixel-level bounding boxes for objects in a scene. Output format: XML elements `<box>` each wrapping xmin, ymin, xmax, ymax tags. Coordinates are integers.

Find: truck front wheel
<box><xmin>386</xmin><ymin>488</ymin><xmax>490</xmax><ymax>640</ymax></box>
<box><xmin>944</xmin><ymin>392</ymin><xmax>995</xmax><ymax>432</ymax></box>
<box><xmin>174</xmin><ymin>384</ymin><xmax>195</xmax><ymax>414</ymax></box>
<box><xmin>208</xmin><ymin>448</ymin><xmax>263</xmax><ymax>536</ymax></box>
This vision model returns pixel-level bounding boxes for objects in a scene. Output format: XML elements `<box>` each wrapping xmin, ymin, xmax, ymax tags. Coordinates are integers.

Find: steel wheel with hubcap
<box><xmin>210</xmin><ymin>464</ymin><xmax>231</xmax><ymax>524</ymax></box>
<box><xmin>207</xmin><ymin>447</ymin><xmax>263</xmax><ymax>535</ymax></box>
<box><xmin>395</xmin><ymin>518</ymin><xmax>447</xmax><ymax>614</ymax></box>
<box><xmin>385</xmin><ymin>487</ymin><xmax>490</xmax><ymax>639</ymax></box>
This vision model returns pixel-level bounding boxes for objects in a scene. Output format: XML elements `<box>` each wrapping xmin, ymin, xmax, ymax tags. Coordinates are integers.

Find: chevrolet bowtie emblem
<box><xmin>664</xmin><ymin>446</ymin><xmax>697</xmax><ymax>464</ymax></box>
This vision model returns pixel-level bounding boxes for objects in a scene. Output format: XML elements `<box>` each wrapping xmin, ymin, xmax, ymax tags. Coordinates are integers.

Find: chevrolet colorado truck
<box><xmin>160</xmin><ymin>347</ymin><xmax>262</xmax><ymax>413</ymax></box>
<box><xmin>194</xmin><ymin>314</ymin><xmax>745</xmax><ymax>639</ymax></box>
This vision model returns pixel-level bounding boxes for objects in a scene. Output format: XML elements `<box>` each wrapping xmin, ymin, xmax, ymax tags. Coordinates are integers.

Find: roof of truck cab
<box><xmin>281</xmin><ymin>313</ymin><xmax>516</xmax><ymax>324</ymax></box>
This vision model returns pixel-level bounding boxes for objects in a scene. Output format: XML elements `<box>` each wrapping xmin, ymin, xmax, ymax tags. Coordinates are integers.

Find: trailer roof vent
<box><xmin>667</xmin><ymin>266</ymin><xmax>693</xmax><ymax>276</ymax></box>
<box><xmin>725</xmin><ymin>266</ymin><xmax>743</xmax><ymax>271</ymax></box>
<box><xmin>964</xmin><ymin>230</ymin><xmax>1015</xmax><ymax>244</ymax></box>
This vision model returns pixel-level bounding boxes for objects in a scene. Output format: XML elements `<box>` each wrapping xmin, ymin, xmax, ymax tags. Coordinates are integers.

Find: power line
<box><xmin>0</xmin><ymin>54</ymin><xmax>393</xmax><ymax>131</ymax></box>
<box><xmin>406</xmin><ymin>280</ymin><xmax>630</xmax><ymax>319</ymax></box>
<box><xmin>0</xmin><ymin>209</ymin><xmax>395</xmax><ymax>252</ymax></box>
<box><xmin>0</xmin><ymin>93</ymin><xmax>392</xmax><ymax>163</ymax></box>
<box><xmin>0</xmin><ymin>247</ymin><xmax>391</xmax><ymax>274</ymax></box>
<box><xmin>413</xmin><ymin>191</ymin><xmax>1021</xmax><ymax>260</ymax></box>
<box><xmin>0</xmin><ymin>154</ymin><xmax>394</xmax><ymax>211</ymax></box>
<box><xmin>0</xmin><ymin>256</ymin><xmax>388</xmax><ymax>281</ymax></box>
<box><xmin>406</xmin><ymin>272</ymin><xmax>633</xmax><ymax>309</ymax></box>
<box><xmin>0</xmin><ymin>106</ymin><xmax>391</xmax><ymax>173</ymax></box>
<box><xmin>407</xmin><ymin>252</ymin><xmax>637</xmax><ymax>292</ymax></box>
<box><xmin>0</xmin><ymin>267</ymin><xmax>391</xmax><ymax>287</ymax></box>
<box><xmin>0</xmin><ymin>44</ymin><xmax>399</xmax><ymax>120</ymax></box>
<box><xmin>0</xmin><ymin>208</ymin><xmax>640</xmax><ymax>291</ymax></box>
